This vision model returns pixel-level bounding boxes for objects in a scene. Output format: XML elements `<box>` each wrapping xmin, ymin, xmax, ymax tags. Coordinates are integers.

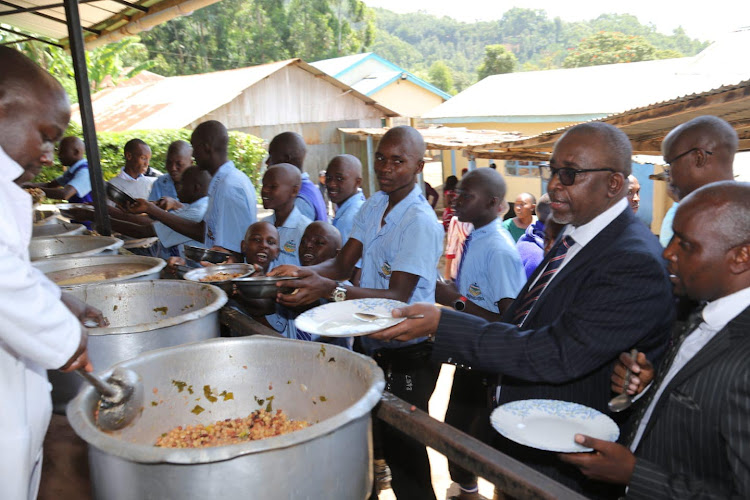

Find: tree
<box><xmin>477</xmin><ymin>44</ymin><xmax>517</xmax><ymax>80</ymax></box>
<box><xmin>563</xmin><ymin>31</ymin><xmax>679</xmax><ymax>68</ymax></box>
<box><xmin>427</xmin><ymin>61</ymin><xmax>454</xmax><ymax>94</ymax></box>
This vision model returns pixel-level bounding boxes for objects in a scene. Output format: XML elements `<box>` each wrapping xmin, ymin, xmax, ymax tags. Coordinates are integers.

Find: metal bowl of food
<box><xmin>106</xmin><ymin>182</ymin><xmax>136</xmax><ymax>207</ymax></box>
<box><xmin>33</xmin><ymin>255</ymin><xmax>166</xmax><ymax>288</ymax></box>
<box><xmin>184</xmin><ymin>244</ymin><xmax>233</xmax><ymax>264</ymax></box>
<box><xmin>233</xmin><ymin>275</ymin><xmax>297</xmax><ymax>299</ymax></box>
<box><xmin>29</xmin><ymin>235</ymin><xmax>124</xmax><ymax>261</ymax></box>
<box><xmin>67</xmin><ymin>336</ymin><xmax>385</xmax><ymax>500</ymax></box>
<box><xmin>183</xmin><ymin>264</ymin><xmax>256</xmax><ymax>292</ymax></box>
<box><xmin>32</xmin><ymin>221</ymin><xmax>86</xmax><ymax>238</ymax></box>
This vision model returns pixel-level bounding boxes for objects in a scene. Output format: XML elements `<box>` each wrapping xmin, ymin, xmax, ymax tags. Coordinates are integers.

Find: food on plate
<box><xmin>155</xmin><ymin>409</ymin><xmax>309</xmax><ymax>448</ymax></box>
<box><xmin>198</xmin><ymin>272</ymin><xmax>245</xmax><ymax>282</ymax></box>
<box><xmin>47</xmin><ymin>263</ymin><xmax>151</xmax><ymax>285</ymax></box>
<box><xmin>25</xmin><ymin>187</ymin><xmax>46</xmax><ymax>204</ymax></box>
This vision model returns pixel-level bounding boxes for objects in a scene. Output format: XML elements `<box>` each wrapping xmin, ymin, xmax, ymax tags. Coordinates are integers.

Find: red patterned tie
<box><xmin>513</xmin><ymin>235</ymin><xmax>575</xmax><ymax>326</ymax></box>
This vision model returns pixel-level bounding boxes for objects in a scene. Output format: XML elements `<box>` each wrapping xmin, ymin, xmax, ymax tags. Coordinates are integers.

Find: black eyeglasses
<box><xmin>540</xmin><ymin>165</ymin><xmax>616</xmax><ymax>186</ymax></box>
<box><xmin>663</xmin><ymin>148</ymin><xmax>712</xmax><ymax>170</ymax></box>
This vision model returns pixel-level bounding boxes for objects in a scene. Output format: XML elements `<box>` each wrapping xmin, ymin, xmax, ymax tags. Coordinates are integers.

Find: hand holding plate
<box><xmin>367</xmin><ymin>303</ymin><xmax>441</xmax><ymax>342</ymax></box>
<box><xmin>558</xmin><ymin>434</ymin><xmax>636</xmax><ymax>485</ymax></box>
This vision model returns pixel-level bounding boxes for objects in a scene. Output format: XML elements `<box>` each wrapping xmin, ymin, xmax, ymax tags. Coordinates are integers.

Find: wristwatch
<box><xmin>453</xmin><ymin>296</ymin><xmax>468</xmax><ymax>311</ymax></box>
<box><xmin>331</xmin><ymin>282</ymin><xmax>347</xmax><ymax>302</ymax></box>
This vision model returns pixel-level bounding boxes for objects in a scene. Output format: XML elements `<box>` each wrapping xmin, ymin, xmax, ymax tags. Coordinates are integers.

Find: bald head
<box><xmin>300</xmin><ymin>221</ymin><xmax>342</xmax><ymax>266</ymax></box>
<box><xmin>536</xmin><ymin>193</ymin><xmax>552</xmax><ymax>222</ymax></box>
<box><xmin>328</xmin><ymin>154</ymin><xmax>362</xmax><ymax>177</ymax></box>
<box><xmin>58</xmin><ymin>136</ymin><xmax>85</xmax><ymax>167</ymax></box>
<box><xmin>380</xmin><ymin>125</ymin><xmax>426</xmax><ymax>160</ymax></box>
<box><xmin>0</xmin><ymin>47</ymin><xmax>70</xmax><ymax>181</ymax></box>
<box><xmin>563</xmin><ymin>122</ymin><xmax>633</xmax><ymax>176</ymax></box>
<box><xmin>177</xmin><ymin>165</ymin><xmax>211</xmax><ymax>203</ymax></box>
<box><xmin>326</xmin><ymin>154</ymin><xmax>363</xmax><ymax>204</ymax></box>
<box><xmin>267</xmin><ymin>131</ymin><xmax>307</xmax><ymax>170</ymax></box>
<box><xmin>662</xmin><ymin>116</ymin><xmax>737</xmax><ymax>200</ymax></box>
<box><xmin>166</xmin><ymin>140</ymin><xmax>193</xmax><ymax>183</ymax></box>
<box><xmin>191</xmin><ymin>120</ymin><xmax>229</xmax><ymax>172</ymax></box>
<box><xmin>462</xmin><ymin>167</ymin><xmax>507</xmax><ymax>201</ymax></box>
<box><xmin>682</xmin><ymin>181</ymin><xmax>750</xmax><ymax>251</ymax></box>
<box><xmin>168</xmin><ymin>139</ymin><xmax>192</xmax><ymax>157</ymax></box>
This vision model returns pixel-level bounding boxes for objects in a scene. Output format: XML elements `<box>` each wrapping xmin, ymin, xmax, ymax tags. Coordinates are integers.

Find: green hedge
<box><xmin>39</xmin><ymin>122</ymin><xmax>267</xmax><ymax>191</ymax></box>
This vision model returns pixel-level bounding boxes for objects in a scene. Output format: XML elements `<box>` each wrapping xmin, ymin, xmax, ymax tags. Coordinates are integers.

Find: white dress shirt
<box><xmin>630</xmin><ymin>286</ymin><xmax>750</xmax><ymax>451</ymax></box>
<box><xmin>0</xmin><ymin>146</ymin><xmax>82</xmax><ymax>500</ymax></box>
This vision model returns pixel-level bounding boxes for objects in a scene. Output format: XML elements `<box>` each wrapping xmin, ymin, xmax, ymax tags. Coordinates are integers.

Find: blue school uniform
<box><xmin>148</xmin><ymin>173</ymin><xmax>178</xmax><ymax>202</ymax></box>
<box><xmin>332</xmin><ymin>191</ymin><xmax>365</xmax><ymax>243</ymax></box>
<box><xmin>153</xmin><ymin>196</ymin><xmax>209</xmax><ymax>259</ymax></box>
<box><xmin>262</xmin><ymin>206</ymin><xmax>311</xmax><ymax>267</ymax></box>
<box><xmin>351</xmin><ymin>185</ymin><xmax>443</xmax><ymax>353</ymax></box>
<box><xmin>456</xmin><ymin>219</ymin><xmax>526</xmax><ymax>313</ymax></box>
<box><xmin>55</xmin><ymin>159</ymin><xmax>92</xmax><ymax>203</ymax></box>
<box><xmin>204</xmin><ymin>161</ymin><xmax>257</xmax><ymax>253</ymax></box>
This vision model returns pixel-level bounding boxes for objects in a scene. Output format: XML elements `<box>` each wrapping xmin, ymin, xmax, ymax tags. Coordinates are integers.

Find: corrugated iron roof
<box><xmin>71</xmin><ymin>58</ymin><xmax>398</xmax><ymax>131</ymax></box>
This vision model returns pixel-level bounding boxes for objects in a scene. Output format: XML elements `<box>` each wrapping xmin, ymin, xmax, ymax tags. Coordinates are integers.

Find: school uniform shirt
<box><xmin>332</xmin><ymin>191</ymin><xmax>366</xmax><ymax>243</ymax></box>
<box><xmin>0</xmin><ymin>146</ymin><xmax>82</xmax><ymax>500</ymax></box>
<box><xmin>204</xmin><ymin>161</ymin><xmax>258</xmax><ymax>253</ymax></box>
<box><xmin>456</xmin><ymin>219</ymin><xmax>526</xmax><ymax>313</ymax></box>
<box><xmin>351</xmin><ymin>185</ymin><xmax>443</xmax><ymax>353</ymax></box>
<box><xmin>55</xmin><ymin>158</ymin><xmax>92</xmax><ymax>203</ymax></box>
<box><xmin>153</xmin><ymin>196</ymin><xmax>209</xmax><ymax>258</ymax></box>
<box><xmin>108</xmin><ymin>167</ymin><xmax>157</xmax><ymax>200</ymax></box>
<box><xmin>148</xmin><ymin>173</ymin><xmax>178</xmax><ymax>202</ymax></box>
<box><xmin>262</xmin><ymin>206</ymin><xmax>312</xmax><ymax>267</ymax></box>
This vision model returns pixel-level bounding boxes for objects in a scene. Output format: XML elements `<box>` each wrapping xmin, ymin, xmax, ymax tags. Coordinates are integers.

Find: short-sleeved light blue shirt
<box><xmin>332</xmin><ymin>191</ymin><xmax>365</xmax><ymax>243</ymax></box>
<box><xmin>55</xmin><ymin>159</ymin><xmax>91</xmax><ymax>199</ymax></box>
<box><xmin>294</xmin><ymin>172</ymin><xmax>317</xmax><ymax>221</ymax></box>
<box><xmin>262</xmin><ymin>206</ymin><xmax>312</xmax><ymax>267</ymax></box>
<box><xmin>204</xmin><ymin>161</ymin><xmax>258</xmax><ymax>253</ymax></box>
<box><xmin>456</xmin><ymin>219</ymin><xmax>526</xmax><ymax>313</ymax></box>
<box><xmin>148</xmin><ymin>173</ymin><xmax>178</xmax><ymax>202</ymax></box>
<box><xmin>350</xmin><ymin>185</ymin><xmax>443</xmax><ymax>352</ymax></box>
<box><xmin>153</xmin><ymin>196</ymin><xmax>209</xmax><ymax>257</ymax></box>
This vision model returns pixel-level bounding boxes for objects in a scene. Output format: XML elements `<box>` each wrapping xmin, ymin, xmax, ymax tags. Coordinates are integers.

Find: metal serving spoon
<box><xmin>76</xmin><ymin>367</ymin><xmax>144</xmax><ymax>431</ymax></box>
<box><xmin>608</xmin><ymin>348</ymin><xmax>639</xmax><ymax>413</ymax></box>
<box><xmin>354</xmin><ymin>312</ymin><xmax>425</xmax><ymax>322</ymax></box>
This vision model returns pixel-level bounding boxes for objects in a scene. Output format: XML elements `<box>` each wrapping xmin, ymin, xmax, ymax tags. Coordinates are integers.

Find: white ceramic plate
<box><xmin>294</xmin><ymin>298</ymin><xmax>408</xmax><ymax>337</ymax></box>
<box><xmin>490</xmin><ymin>399</ymin><xmax>620</xmax><ymax>453</ymax></box>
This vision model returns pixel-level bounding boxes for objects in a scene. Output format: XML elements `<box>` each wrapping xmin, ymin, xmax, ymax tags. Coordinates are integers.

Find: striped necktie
<box><xmin>513</xmin><ymin>235</ymin><xmax>575</xmax><ymax>326</ymax></box>
<box><xmin>455</xmin><ymin>232</ymin><xmax>473</xmax><ymax>288</ymax></box>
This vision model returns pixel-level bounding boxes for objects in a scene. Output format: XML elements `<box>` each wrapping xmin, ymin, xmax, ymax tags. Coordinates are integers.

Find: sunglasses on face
<box><xmin>540</xmin><ymin>165</ymin><xmax>616</xmax><ymax>186</ymax></box>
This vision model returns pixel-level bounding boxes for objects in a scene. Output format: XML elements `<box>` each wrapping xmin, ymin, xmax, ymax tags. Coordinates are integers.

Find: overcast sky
<box><xmin>364</xmin><ymin>0</ymin><xmax>750</xmax><ymax>42</ymax></box>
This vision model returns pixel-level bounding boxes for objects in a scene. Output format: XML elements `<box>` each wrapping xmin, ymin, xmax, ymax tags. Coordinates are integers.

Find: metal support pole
<box><xmin>450</xmin><ymin>150</ymin><xmax>456</xmax><ymax>176</ymax></box>
<box><xmin>340</xmin><ymin>130</ymin><xmax>346</xmax><ymax>155</ymax></box>
<box><xmin>63</xmin><ymin>0</ymin><xmax>111</xmax><ymax>235</ymax></box>
<box><xmin>366</xmin><ymin>134</ymin><xmax>375</xmax><ymax>197</ymax></box>
<box><xmin>468</xmin><ymin>155</ymin><xmax>476</xmax><ymax>171</ymax></box>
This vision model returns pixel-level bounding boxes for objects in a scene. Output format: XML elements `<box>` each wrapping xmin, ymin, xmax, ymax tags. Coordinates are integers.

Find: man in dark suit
<box><xmin>371</xmin><ymin>122</ymin><xmax>674</xmax><ymax>497</ymax></box>
<box><xmin>561</xmin><ymin>180</ymin><xmax>750</xmax><ymax>498</ymax></box>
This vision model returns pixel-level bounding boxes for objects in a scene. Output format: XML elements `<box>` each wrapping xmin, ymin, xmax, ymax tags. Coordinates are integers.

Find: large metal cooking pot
<box><xmin>68</xmin><ymin>337</ymin><xmax>385</xmax><ymax>500</ymax></box>
<box><xmin>29</xmin><ymin>235</ymin><xmax>123</xmax><ymax>261</ymax></box>
<box><xmin>32</xmin><ymin>221</ymin><xmax>86</xmax><ymax>238</ymax></box>
<box><xmin>50</xmin><ymin>280</ymin><xmax>227</xmax><ymax>412</ymax></box>
<box><xmin>34</xmin><ymin>255</ymin><xmax>166</xmax><ymax>288</ymax></box>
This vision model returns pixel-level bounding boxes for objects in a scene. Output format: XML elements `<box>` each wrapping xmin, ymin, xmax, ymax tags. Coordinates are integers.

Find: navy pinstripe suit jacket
<box><xmin>432</xmin><ymin>207</ymin><xmax>675</xmax><ymax>497</ymax></box>
<box><xmin>628</xmin><ymin>304</ymin><xmax>750</xmax><ymax>499</ymax></box>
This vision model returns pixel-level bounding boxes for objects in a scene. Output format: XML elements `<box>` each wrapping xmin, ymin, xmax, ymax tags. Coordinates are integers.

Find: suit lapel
<box><xmin>641</xmin><ymin>306</ymin><xmax>750</xmax><ymax>440</ymax></box>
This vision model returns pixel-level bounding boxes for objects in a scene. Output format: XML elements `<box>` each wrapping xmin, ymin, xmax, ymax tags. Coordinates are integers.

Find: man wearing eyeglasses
<box><xmin>658</xmin><ymin>115</ymin><xmax>737</xmax><ymax>245</ymax></box>
<box><xmin>370</xmin><ymin>122</ymin><xmax>674</xmax><ymax>498</ymax></box>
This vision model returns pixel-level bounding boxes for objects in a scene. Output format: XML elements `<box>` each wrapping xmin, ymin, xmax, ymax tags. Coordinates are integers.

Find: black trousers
<box><xmin>374</xmin><ymin>343</ymin><xmax>441</xmax><ymax>500</ymax></box>
<box><xmin>445</xmin><ymin>369</ymin><xmax>493</xmax><ymax>487</ymax></box>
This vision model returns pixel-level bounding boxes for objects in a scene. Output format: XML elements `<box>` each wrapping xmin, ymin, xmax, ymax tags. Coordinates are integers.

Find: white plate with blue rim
<box><xmin>295</xmin><ymin>298</ymin><xmax>408</xmax><ymax>337</ymax></box>
<box><xmin>490</xmin><ymin>399</ymin><xmax>620</xmax><ymax>453</ymax></box>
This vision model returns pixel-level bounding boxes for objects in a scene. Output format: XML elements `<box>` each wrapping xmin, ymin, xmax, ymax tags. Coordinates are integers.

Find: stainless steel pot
<box><xmin>29</xmin><ymin>235</ymin><xmax>123</xmax><ymax>261</ymax></box>
<box><xmin>68</xmin><ymin>337</ymin><xmax>385</xmax><ymax>500</ymax></box>
<box><xmin>32</xmin><ymin>221</ymin><xmax>86</xmax><ymax>238</ymax></box>
<box><xmin>50</xmin><ymin>280</ymin><xmax>227</xmax><ymax>412</ymax></box>
<box><xmin>33</xmin><ymin>255</ymin><xmax>166</xmax><ymax>288</ymax></box>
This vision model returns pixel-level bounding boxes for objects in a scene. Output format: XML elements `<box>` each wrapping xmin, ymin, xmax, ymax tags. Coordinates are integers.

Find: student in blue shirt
<box><xmin>148</xmin><ymin>140</ymin><xmax>192</xmax><ymax>202</ymax></box>
<box><xmin>119</xmin><ymin>167</ymin><xmax>210</xmax><ymax>258</ymax></box>
<box><xmin>261</xmin><ymin>163</ymin><xmax>312</xmax><ymax>266</ymax></box>
<box><xmin>24</xmin><ymin>136</ymin><xmax>91</xmax><ymax>203</ymax></box>
<box><xmin>327</xmin><ymin>154</ymin><xmax>365</xmax><ymax>243</ymax></box>
<box><xmin>434</xmin><ymin>167</ymin><xmax>526</xmax><ymax>500</ymax></box>
<box><xmin>270</xmin><ymin>126</ymin><xmax>443</xmax><ymax>500</ymax></box>
<box><xmin>132</xmin><ymin>121</ymin><xmax>257</xmax><ymax>256</ymax></box>
<box><xmin>266</xmin><ymin>132</ymin><xmax>328</xmax><ymax>221</ymax></box>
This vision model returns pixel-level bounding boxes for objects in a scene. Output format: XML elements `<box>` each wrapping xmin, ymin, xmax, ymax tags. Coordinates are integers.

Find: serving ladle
<box><xmin>607</xmin><ymin>348</ymin><xmax>639</xmax><ymax>413</ymax></box>
<box><xmin>76</xmin><ymin>367</ymin><xmax>144</xmax><ymax>431</ymax></box>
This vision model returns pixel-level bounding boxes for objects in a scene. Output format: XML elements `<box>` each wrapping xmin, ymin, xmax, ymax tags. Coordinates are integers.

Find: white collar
<box><xmin>564</xmin><ymin>197</ymin><xmax>628</xmax><ymax>247</ymax></box>
<box><xmin>702</xmin><ymin>286</ymin><xmax>750</xmax><ymax>331</ymax></box>
<box><xmin>0</xmin><ymin>145</ymin><xmax>25</xmax><ymax>183</ymax></box>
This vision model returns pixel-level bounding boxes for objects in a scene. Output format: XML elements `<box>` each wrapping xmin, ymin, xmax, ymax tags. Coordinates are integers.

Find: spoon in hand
<box><xmin>354</xmin><ymin>312</ymin><xmax>425</xmax><ymax>322</ymax></box>
<box><xmin>608</xmin><ymin>348</ymin><xmax>639</xmax><ymax>413</ymax></box>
